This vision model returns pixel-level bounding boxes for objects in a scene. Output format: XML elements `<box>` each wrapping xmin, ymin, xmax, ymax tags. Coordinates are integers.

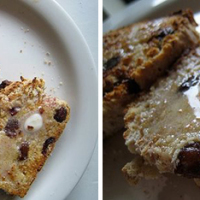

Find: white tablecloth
<box><xmin>54</xmin><ymin>0</ymin><xmax>98</xmax><ymax>200</ymax></box>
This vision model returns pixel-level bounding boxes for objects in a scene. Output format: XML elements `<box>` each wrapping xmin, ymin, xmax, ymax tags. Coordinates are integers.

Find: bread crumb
<box><xmin>44</xmin><ymin>59</ymin><xmax>52</xmax><ymax>66</ymax></box>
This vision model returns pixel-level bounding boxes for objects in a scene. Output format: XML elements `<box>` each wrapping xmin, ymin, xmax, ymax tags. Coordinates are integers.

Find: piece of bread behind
<box><xmin>103</xmin><ymin>9</ymin><xmax>200</xmax><ymax>137</ymax></box>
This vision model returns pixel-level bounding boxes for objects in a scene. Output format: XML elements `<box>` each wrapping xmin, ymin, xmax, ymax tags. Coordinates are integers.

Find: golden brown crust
<box><xmin>103</xmin><ymin>9</ymin><xmax>199</xmax><ymax>93</ymax></box>
<box><xmin>103</xmin><ymin>9</ymin><xmax>200</xmax><ymax>137</ymax></box>
<box><xmin>0</xmin><ymin>77</ymin><xmax>70</xmax><ymax>197</ymax></box>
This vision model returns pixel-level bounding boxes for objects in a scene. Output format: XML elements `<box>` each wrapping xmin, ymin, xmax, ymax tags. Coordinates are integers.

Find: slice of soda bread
<box><xmin>123</xmin><ymin>46</ymin><xmax>200</xmax><ymax>184</ymax></box>
<box><xmin>0</xmin><ymin>77</ymin><xmax>70</xmax><ymax>197</ymax></box>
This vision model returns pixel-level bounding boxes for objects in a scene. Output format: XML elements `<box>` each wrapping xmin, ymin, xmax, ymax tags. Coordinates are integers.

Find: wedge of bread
<box><xmin>123</xmin><ymin>46</ymin><xmax>200</xmax><ymax>184</ymax></box>
<box><xmin>0</xmin><ymin>77</ymin><xmax>70</xmax><ymax>197</ymax></box>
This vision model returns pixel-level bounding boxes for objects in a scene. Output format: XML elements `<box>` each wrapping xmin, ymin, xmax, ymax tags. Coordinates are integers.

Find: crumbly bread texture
<box><xmin>103</xmin><ymin>9</ymin><xmax>200</xmax><ymax>137</ymax></box>
<box><xmin>0</xmin><ymin>77</ymin><xmax>70</xmax><ymax>197</ymax></box>
<box><xmin>122</xmin><ymin>156</ymin><xmax>160</xmax><ymax>185</ymax></box>
<box><xmin>123</xmin><ymin>46</ymin><xmax>200</xmax><ymax>184</ymax></box>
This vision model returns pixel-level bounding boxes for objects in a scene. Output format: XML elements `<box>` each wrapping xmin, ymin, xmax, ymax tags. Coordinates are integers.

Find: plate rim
<box><xmin>13</xmin><ymin>0</ymin><xmax>98</xmax><ymax>199</ymax></box>
<box><xmin>103</xmin><ymin>0</ymin><xmax>177</xmax><ymax>33</ymax></box>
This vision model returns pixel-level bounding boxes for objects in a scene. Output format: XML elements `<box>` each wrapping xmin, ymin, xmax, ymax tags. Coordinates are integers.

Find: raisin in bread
<box><xmin>0</xmin><ymin>77</ymin><xmax>70</xmax><ymax>197</ymax></box>
<box><xmin>123</xmin><ymin>46</ymin><xmax>200</xmax><ymax>185</ymax></box>
<box><xmin>103</xmin><ymin>9</ymin><xmax>200</xmax><ymax>137</ymax></box>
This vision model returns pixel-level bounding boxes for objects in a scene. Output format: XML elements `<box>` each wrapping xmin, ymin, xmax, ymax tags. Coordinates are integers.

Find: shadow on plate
<box><xmin>0</xmin><ymin>190</ymin><xmax>16</xmax><ymax>200</ymax></box>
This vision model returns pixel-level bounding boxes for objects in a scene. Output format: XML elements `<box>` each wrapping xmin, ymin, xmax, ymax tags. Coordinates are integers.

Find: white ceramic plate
<box><xmin>104</xmin><ymin>0</ymin><xmax>200</xmax><ymax>200</ymax></box>
<box><xmin>0</xmin><ymin>0</ymin><xmax>97</xmax><ymax>199</ymax></box>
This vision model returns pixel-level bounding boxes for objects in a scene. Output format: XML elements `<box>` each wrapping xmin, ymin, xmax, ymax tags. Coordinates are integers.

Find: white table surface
<box><xmin>54</xmin><ymin>0</ymin><xmax>98</xmax><ymax>200</ymax></box>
